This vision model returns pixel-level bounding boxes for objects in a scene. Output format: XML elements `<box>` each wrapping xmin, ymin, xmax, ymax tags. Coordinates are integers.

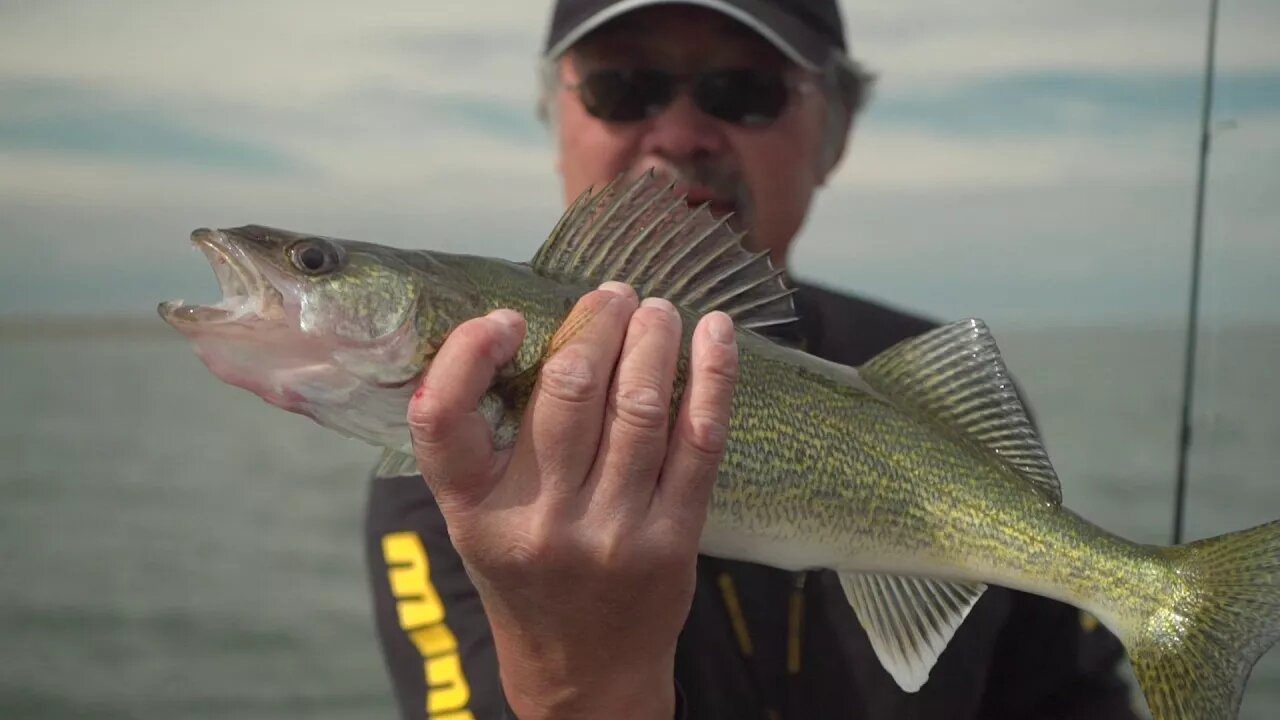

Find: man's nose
<box><xmin>639</xmin><ymin>92</ymin><xmax>728</xmax><ymax>159</ymax></box>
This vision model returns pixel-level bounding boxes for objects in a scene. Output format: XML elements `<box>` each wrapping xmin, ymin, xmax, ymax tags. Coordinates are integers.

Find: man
<box><xmin>364</xmin><ymin>1</ymin><xmax>1141</xmax><ymax>718</ymax></box>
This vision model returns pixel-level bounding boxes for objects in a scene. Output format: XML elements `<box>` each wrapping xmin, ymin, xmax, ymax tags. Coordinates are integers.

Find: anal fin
<box><xmin>838</xmin><ymin>571</ymin><xmax>987</xmax><ymax>692</ymax></box>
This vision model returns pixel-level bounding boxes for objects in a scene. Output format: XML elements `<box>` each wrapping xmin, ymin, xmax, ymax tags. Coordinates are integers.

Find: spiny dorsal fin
<box><xmin>838</xmin><ymin>571</ymin><xmax>987</xmax><ymax>692</ymax></box>
<box><xmin>860</xmin><ymin>318</ymin><xmax>1062</xmax><ymax>505</ymax></box>
<box><xmin>529</xmin><ymin>170</ymin><xmax>798</xmax><ymax>331</ymax></box>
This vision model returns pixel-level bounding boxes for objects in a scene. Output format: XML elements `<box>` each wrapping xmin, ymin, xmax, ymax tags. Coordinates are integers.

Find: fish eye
<box><xmin>288</xmin><ymin>238</ymin><xmax>342</xmax><ymax>275</ymax></box>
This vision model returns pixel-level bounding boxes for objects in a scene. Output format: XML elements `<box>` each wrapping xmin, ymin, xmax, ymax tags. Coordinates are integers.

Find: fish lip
<box><xmin>196</xmin><ymin>228</ymin><xmax>258</xmax><ymax>299</ymax></box>
<box><xmin>158</xmin><ymin>228</ymin><xmax>277</xmax><ymax>326</ymax></box>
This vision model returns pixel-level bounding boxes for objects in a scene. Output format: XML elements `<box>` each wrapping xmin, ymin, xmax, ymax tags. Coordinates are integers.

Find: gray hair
<box><xmin>815</xmin><ymin>49</ymin><xmax>877</xmax><ymax>173</ymax></box>
<box><xmin>534</xmin><ymin>48</ymin><xmax>877</xmax><ymax>174</ymax></box>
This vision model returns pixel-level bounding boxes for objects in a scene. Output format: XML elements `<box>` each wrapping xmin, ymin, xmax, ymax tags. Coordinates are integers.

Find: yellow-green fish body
<box><xmin>160</xmin><ymin>172</ymin><xmax>1280</xmax><ymax>720</ymax></box>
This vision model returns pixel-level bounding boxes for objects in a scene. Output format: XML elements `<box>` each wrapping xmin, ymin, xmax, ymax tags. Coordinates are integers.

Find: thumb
<box><xmin>408</xmin><ymin>309</ymin><xmax>526</xmax><ymax>508</ymax></box>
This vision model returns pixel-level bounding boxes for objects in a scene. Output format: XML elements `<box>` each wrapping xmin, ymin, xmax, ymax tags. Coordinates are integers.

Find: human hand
<box><xmin>407</xmin><ymin>281</ymin><xmax>740</xmax><ymax>720</ymax></box>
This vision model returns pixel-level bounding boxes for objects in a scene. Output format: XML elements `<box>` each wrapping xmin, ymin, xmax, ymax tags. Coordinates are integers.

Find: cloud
<box><xmin>798</xmin><ymin>104</ymin><xmax>1280</xmax><ymax>326</ymax></box>
<box><xmin>834</xmin><ymin>123</ymin><xmax>1195</xmax><ymax>193</ymax></box>
<box><xmin>4</xmin><ymin>1</ymin><xmax>1275</xmax><ymax>110</ymax></box>
<box><xmin>344</xmin><ymin>85</ymin><xmax>545</xmax><ymax>147</ymax></box>
<box><xmin>0</xmin><ymin>0</ymin><xmax>1276</xmax><ymax>329</ymax></box>
<box><xmin>864</xmin><ymin>71</ymin><xmax>1280</xmax><ymax>137</ymax></box>
<box><xmin>791</xmin><ymin>175</ymin><xmax>1280</xmax><ymax>326</ymax></box>
<box><xmin>0</xmin><ymin>80</ymin><xmax>301</xmax><ymax>173</ymax></box>
<box><xmin>844</xmin><ymin>0</ymin><xmax>1280</xmax><ymax>87</ymax></box>
<box><xmin>0</xmin><ymin>0</ymin><xmax>546</xmax><ymax>109</ymax></box>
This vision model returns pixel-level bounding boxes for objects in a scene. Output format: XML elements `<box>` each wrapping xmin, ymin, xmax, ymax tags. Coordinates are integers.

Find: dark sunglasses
<box><xmin>567</xmin><ymin>67</ymin><xmax>813</xmax><ymax>127</ymax></box>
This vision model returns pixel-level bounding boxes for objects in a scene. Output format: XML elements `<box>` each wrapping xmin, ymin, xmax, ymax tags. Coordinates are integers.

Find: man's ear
<box><xmin>816</xmin><ymin>109</ymin><xmax>853</xmax><ymax>185</ymax></box>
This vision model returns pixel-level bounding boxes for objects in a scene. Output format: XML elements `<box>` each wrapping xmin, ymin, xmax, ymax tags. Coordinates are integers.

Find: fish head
<box><xmin>158</xmin><ymin>225</ymin><xmax>432</xmax><ymax>446</ymax></box>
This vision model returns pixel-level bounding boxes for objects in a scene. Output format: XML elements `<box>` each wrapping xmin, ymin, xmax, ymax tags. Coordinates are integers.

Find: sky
<box><xmin>0</xmin><ymin>0</ymin><xmax>1277</xmax><ymax>328</ymax></box>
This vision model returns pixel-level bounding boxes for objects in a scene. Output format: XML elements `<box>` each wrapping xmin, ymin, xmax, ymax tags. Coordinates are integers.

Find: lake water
<box><xmin>2</xmin><ymin>321</ymin><xmax>1277</xmax><ymax>718</ymax></box>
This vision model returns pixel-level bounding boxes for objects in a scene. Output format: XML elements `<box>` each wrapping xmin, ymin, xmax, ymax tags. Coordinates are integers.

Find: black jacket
<box><xmin>363</xmin><ymin>279</ymin><xmax>1140</xmax><ymax>720</ymax></box>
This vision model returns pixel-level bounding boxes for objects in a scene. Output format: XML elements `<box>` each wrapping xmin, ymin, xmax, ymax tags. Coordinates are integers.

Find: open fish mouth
<box><xmin>158</xmin><ymin>228</ymin><xmax>281</xmax><ymax>326</ymax></box>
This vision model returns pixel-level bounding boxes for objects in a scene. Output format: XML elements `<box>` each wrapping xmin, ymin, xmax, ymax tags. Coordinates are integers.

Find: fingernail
<box><xmin>598</xmin><ymin>280</ymin><xmax>635</xmax><ymax>298</ymax></box>
<box><xmin>707</xmin><ymin>311</ymin><xmax>734</xmax><ymax>344</ymax></box>
<box><xmin>486</xmin><ymin>309</ymin><xmax>524</xmax><ymax>349</ymax></box>
<box><xmin>641</xmin><ymin>296</ymin><xmax>676</xmax><ymax>314</ymax></box>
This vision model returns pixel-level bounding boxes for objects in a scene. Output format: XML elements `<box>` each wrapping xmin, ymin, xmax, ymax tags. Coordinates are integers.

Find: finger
<box><xmin>506</xmin><ymin>284</ymin><xmax>639</xmax><ymax>500</ymax></box>
<box><xmin>653</xmin><ymin>311</ymin><xmax>738</xmax><ymax>534</ymax></box>
<box><xmin>408</xmin><ymin>309</ymin><xmax>526</xmax><ymax>507</ymax></box>
<box><xmin>584</xmin><ymin>296</ymin><xmax>683</xmax><ymax>514</ymax></box>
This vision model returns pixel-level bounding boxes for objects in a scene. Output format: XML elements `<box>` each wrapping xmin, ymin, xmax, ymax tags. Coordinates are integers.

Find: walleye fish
<box><xmin>159</xmin><ymin>171</ymin><xmax>1279</xmax><ymax>719</ymax></box>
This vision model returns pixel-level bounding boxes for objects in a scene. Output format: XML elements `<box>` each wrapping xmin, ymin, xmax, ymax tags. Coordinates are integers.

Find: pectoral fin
<box><xmin>373</xmin><ymin>447</ymin><xmax>421</xmax><ymax>479</ymax></box>
<box><xmin>837</xmin><ymin>571</ymin><xmax>987</xmax><ymax>692</ymax></box>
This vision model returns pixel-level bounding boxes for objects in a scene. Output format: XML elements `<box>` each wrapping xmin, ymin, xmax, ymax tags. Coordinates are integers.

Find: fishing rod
<box><xmin>1172</xmin><ymin>0</ymin><xmax>1222</xmax><ymax>546</ymax></box>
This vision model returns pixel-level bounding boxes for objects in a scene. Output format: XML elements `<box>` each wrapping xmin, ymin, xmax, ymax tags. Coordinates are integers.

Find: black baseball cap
<box><xmin>542</xmin><ymin>0</ymin><xmax>849</xmax><ymax>71</ymax></box>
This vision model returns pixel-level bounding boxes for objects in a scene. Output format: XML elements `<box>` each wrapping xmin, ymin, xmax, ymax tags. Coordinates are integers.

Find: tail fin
<box><xmin>1128</xmin><ymin>520</ymin><xmax>1280</xmax><ymax>720</ymax></box>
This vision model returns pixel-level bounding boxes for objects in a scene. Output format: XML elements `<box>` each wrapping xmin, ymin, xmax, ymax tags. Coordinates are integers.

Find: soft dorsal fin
<box><xmin>529</xmin><ymin>170</ymin><xmax>798</xmax><ymax>331</ymax></box>
<box><xmin>838</xmin><ymin>571</ymin><xmax>987</xmax><ymax>692</ymax></box>
<box><xmin>860</xmin><ymin>318</ymin><xmax>1062</xmax><ymax>504</ymax></box>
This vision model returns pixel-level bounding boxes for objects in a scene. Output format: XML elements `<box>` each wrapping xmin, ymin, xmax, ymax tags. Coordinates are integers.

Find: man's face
<box><xmin>550</xmin><ymin>6</ymin><xmax>843</xmax><ymax>266</ymax></box>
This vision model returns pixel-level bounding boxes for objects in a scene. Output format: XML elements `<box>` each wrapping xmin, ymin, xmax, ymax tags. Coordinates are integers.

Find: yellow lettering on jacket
<box><xmin>383</xmin><ymin>531</ymin><xmax>474</xmax><ymax>719</ymax></box>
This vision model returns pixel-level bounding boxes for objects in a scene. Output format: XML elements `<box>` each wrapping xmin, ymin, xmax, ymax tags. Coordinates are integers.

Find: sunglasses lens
<box><xmin>574</xmin><ymin>68</ymin><xmax>791</xmax><ymax>126</ymax></box>
<box><xmin>577</xmin><ymin>69</ymin><xmax>672</xmax><ymax>122</ymax></box>
<box><xmin>696</xmin><ymin>69</ymin><xmax>790</xmax><ymax>126</ymax></box>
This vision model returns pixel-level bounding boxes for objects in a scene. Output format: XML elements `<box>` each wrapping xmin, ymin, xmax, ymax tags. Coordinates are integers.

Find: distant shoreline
<box><xmin>0</xmin><ymin>315</ymin><xmax>176</xmax><ymax>339</ymax></box>
<box><xmin>2</xmin><ymin>314</ymin><xmax>1276</xmax><ymax>341</ymax></box>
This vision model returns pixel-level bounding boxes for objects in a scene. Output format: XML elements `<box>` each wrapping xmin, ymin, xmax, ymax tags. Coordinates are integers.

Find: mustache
<box><xmin>644</xmin><ymin>159</ymin><xmax>744</xmax><ymax>203</ymax></box>
<box><xmin>652</xmin><ymin>159</ymin><xmax>757</xmax><ymax>240</ymax></box>
<box><xmin>622</xmin><ymin>159</ymin><xmax>759</xmax><ymax>249</ymax></box>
